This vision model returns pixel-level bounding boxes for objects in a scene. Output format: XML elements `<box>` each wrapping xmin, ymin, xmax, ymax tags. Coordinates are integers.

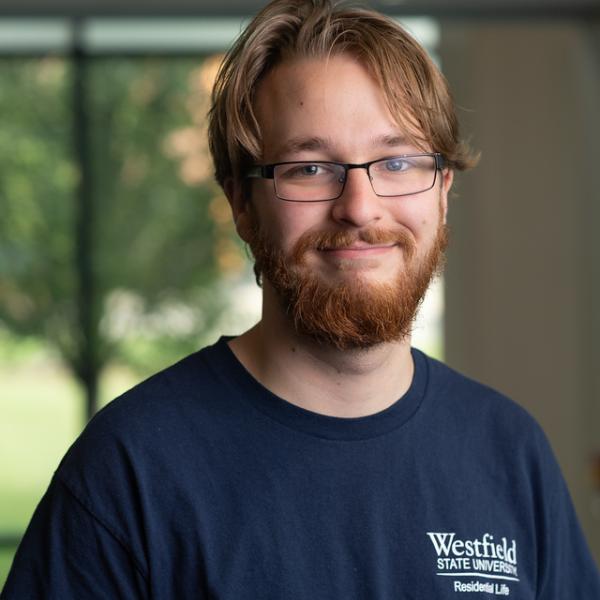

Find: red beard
<box><xmin>247</xmin><ymin>217</ymin><xmax>448</xmax><ymax>350</ymax></box>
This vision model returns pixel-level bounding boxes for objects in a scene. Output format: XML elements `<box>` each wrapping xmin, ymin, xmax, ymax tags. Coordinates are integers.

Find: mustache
<box><xmin>291</xmin><ymin>227</ymin><xmax>416</xmax><ymax>264</ymax></box>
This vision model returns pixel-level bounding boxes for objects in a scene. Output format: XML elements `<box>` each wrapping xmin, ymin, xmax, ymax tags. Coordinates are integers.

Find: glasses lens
<box><xmin>369</xmin><ymin>155</ymin><xmax>436</xmax><ymax>196</ymax></box>
<box><xmin>273</xmin><ymin>162</ymin><xmax>345</xmax><ymax>201</ymax></box>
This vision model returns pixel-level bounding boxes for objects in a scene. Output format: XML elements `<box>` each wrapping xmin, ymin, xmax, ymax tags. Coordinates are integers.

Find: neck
<box><xmin>228</xmin><ymin>284</ymin><xmax>414</xmax><ymax>418</ymax></box>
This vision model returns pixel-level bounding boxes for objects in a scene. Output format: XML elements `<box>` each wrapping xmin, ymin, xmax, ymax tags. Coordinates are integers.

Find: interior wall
<box><xmin>440</xmin><ymin>19</ymin><xmax>600</xmax><ymax>563</ymax></box>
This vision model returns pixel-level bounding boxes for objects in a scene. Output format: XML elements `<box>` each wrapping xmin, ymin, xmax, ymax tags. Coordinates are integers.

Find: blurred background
<box><xmin>0</xmin><ymin>0</ymin><xmax>599</xmax><ymax>584</ymax></box>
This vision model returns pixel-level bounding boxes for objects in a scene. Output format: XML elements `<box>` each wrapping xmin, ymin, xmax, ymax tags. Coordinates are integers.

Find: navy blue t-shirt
<box><xmin>3</xmin><ymin>338</ymin><xmax>600</xmax><ymax>598</ymax></box>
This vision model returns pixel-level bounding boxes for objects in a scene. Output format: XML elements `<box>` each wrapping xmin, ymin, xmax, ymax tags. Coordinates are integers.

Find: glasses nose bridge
<box><xmin>345</xmin><ymin>162</ymin><xmax>371</xmax><ymax>177</ymax></box>
<box><xmin>339</xmin><ymin>161</ymin><xmax>375</xmax><ymax>195</ymax></box>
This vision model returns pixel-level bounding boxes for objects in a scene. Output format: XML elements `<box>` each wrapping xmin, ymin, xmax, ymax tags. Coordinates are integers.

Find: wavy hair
<box><xmin>208</xmin><ymin>0</ymin><xmax>478</xmax><ymax>189</ymax></box>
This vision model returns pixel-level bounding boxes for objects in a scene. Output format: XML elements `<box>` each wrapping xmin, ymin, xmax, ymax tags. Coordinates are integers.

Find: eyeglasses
<box><xmin>245</xmin><ymin>152</ymin><xmax>445</xmax><ymax>202</ymax></box>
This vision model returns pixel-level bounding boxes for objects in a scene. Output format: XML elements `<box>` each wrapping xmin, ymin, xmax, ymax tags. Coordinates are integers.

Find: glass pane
<box><xmin>0</xmin><ymin>55</ymin><xmax>77</xmax><ymax>580</ymax></box>
<box><xmin>0</xmin><ymin>53</ymin><xmax>259</xmax><ymax>586</ymax></box>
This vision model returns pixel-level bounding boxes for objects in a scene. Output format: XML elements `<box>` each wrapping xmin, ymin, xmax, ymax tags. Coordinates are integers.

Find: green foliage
<box><xmin>88</xmin><ymin>58</ymin><xmax>221</xmax><ymax>299</ymax></box>
<box><xmin>0</xmin><ymin>55</ymin><xmax>239</xmax><ymax>392</ymax></box>
<box><xmin>0</xmin><ymin>58</ymin><xmax>78</xmax><ymax>362</ymax></box>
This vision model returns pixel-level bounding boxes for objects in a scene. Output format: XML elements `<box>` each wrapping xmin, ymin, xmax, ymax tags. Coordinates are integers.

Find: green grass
<box><xmin>0</xmin><ymin>549</ymin><xmax>16</xmax><ymax>589</ymax></box>
<box><xmin>0</xmin><ymin>348</ymin><xmax>139</xmax><ymax>588</ymax></box>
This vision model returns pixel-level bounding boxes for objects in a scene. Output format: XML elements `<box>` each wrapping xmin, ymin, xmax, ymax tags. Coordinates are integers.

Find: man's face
<box><xmin>230</xmin><ymin>53</ymin><xmax>453</xmax><ymax>349</ymax></box>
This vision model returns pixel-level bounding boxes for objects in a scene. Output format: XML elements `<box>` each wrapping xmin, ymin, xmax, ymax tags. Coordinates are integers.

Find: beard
<box><xmin>246</xmin><ymin>212</ymin><xmax>448</xmax><ymax>350</ymax></box>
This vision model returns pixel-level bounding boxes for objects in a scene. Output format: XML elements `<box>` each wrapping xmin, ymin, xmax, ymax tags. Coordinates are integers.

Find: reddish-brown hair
<box><xmin>208</xmin><ymin>0</ymin><xmax>478</xmax><ymax>189</ymax></box>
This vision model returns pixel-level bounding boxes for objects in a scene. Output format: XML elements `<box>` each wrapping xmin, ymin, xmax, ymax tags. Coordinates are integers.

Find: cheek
<box><xmin>390</xmin><ymin>204</ymin><xmax>431</xmax><ymax>235</ymax></box>
<box><xmin>261</xmin><ymin>203</ymin><xmax>331</xmax><ymax>251</ymax></box>
<box><xmin>390</xmin><ymin>195</ymin><xmax>443</xmax><ymax>238</ymax></box>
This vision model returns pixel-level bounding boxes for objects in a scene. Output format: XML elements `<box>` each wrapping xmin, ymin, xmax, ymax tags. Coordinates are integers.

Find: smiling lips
<box><xmin>289</xmin><ymin>227</ymin><xmax>414</xmax><ymax>266</ymax></box>
<box><xmin>319</xmin><ymin>243</ymin><xmax>398</xmax><ymax>259</ymax></box>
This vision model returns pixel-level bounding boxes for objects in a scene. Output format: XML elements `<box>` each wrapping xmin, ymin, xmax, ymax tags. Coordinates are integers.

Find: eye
<box><xmin>279</xmin><ymin>163</ymin><xmax>334</xmax><ymax>179</ymax></box>
<box><xmin>294</xmin><ymin>164</ymin><xmax>323</xmax><ymax>176</ymax></box>
<box><xmin>383</xmin><ymin>158</ymin><xmax>409</xmax><ymax>172</ymax></box>
<box><xmin>304</xmin><ymin>164</ymin><xmax>319</xmax><ymax>175</ymax></box>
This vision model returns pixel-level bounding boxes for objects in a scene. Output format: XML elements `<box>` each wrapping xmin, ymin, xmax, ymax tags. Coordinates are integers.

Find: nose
<box><xmin>330</xmin><ymin>166</ymin><xmax>383</xmax><ymax>228</ymax></box>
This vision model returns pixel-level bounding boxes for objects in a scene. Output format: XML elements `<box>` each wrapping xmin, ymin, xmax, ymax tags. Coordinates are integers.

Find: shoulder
<box><xmin>55</xmin><ymin>338</ymin><xmax>239</xmax><ymax>495</ymax></box>
<box><xmin>421</xmin><ymin>351</ymin><xmax>536</xmax><ymax>424</ymax></box>
<box><xmin>417</xmin><ymin>349</ymin><xmax>555</xmax><ymax>460</ymax></box>
<box><xmin>89</xmin><ymin>336</ymin><xmax>239</xmax><ymax>429</ymax></box>
<box><xmin>416</xmin><ymin>350</ymin><xmax>574</xmax><ymax>521</ymax></box>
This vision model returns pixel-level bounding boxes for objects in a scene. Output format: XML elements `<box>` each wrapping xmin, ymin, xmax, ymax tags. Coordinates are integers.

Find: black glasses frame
<box><xmin>245</xmin><ymin>152</ymin><xmax>446</xmax><ymax>202</ymax></box>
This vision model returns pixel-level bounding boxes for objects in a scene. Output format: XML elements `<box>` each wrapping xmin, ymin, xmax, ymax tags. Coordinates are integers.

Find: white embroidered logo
<box><xmin>426</xmin><ymin>532</ymin><xmax>519</xmax><ymax>595</ymax></box>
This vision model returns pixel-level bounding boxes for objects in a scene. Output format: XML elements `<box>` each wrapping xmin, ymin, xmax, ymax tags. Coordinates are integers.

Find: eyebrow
<box><xmin>276</xmin><ymin>136</ymin><xmax>332</xmax><ymax>157</ymax></box>
<box><xmin>273</xmin><ymin>133</ymin><xmax>412</xmax><ymax>159</ymax></box>
<box><xmin>375</xmin><ymin>133</ymin><xmax>411</xmax><ymax>148</ymax></box>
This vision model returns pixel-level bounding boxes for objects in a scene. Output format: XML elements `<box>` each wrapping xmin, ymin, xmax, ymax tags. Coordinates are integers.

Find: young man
<box><xmin>3</xmin><ymin>0</ymin><xmax>599</xmax><ymax>598</ymax></box>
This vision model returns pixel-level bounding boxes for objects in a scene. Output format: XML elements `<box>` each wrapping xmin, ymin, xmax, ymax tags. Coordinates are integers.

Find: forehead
<box><xmin>253</xmin><ymin>54</ymin><xmax>425</xmax><ymax>161</ymax></box>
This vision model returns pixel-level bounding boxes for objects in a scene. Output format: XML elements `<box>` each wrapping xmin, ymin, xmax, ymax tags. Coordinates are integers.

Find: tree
<box><xmin>0</xmin><ymin>54</ymin><xmax>244</xmax><ymax>419</ymax></box>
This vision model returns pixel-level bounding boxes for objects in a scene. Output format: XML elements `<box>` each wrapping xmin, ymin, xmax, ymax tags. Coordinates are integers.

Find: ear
<box><xmin>439</xmin><ymin>168</ymin><xmax>454</xmax><ymax>224</ymax></box>
<box><xmin>224</xmin><ymin>177</ymin><xmax>253</xmax><ymax>243</ymax></box>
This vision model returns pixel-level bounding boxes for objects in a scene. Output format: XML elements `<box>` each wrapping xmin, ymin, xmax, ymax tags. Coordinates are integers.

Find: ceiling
<box><xmin>1</xmin><ymin>0</ymin><xmax>599</xmax><ymax>18</ymax></box>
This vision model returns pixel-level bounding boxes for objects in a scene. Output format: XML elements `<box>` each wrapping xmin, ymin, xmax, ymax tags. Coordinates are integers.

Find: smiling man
<box><xmin>225</xmin><ymin>53</ymin><xmax>454</xmax><ymax>418</ymax></box>
<box><xmin>3</xmin><ymin>1</ymin><xmax>600</xmax><ymax>599</ymax></box>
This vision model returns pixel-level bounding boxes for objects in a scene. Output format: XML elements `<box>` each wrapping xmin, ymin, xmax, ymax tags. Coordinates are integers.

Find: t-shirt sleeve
<box><xmin>1</xmin><ymin>476</ymin><xmax>148</xmax><ymax>600</ymax></box>
<box><xmin>533</xmin><ymin>431</ymin><xmax>600</xmax><ymax>599</ymax></box>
